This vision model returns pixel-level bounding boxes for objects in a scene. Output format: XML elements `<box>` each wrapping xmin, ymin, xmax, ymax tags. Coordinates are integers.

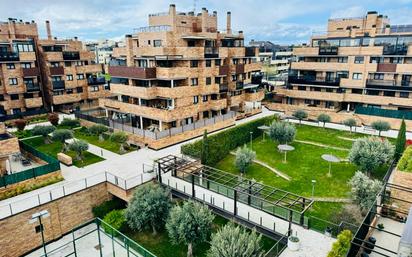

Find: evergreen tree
<box><xmin>201</xmin><ymin>130</ymin><xmax>209</xmax><ymax>164</ymax></box>
<box><xmin>395</xmin><ymin>119</ymin><xmax>407</xmax><ymax>160</ymax></box>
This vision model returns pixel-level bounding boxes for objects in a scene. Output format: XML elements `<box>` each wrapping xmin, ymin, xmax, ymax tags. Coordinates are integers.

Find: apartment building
<box><xmin>100</xmin><ymin>4</ymin><xmax>263</xmax><ymax>147</ymax></box>
<box><xmin>276</xmin><ymin>11</ymin><xmax>412</xmax><ymax>120</ymax></box>
<box><xmin>0</xmin><ymin>19</ymin><xmax>44</xmax><ymax>118</ymax></box>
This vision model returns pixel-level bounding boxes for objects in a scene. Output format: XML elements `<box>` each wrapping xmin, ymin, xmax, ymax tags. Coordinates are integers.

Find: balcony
<box><xmin>245</xmin><ymin>47</ymin><xmax>257</xmax><ymax>57</ymax></box>
<box><xmin>366</xmin><ymin>79</ymin><xmax>412</xmax><ymax>92</ymax></box>
<box><xmin>236</xmin><ymin>81</ymin><xmax>244</xmax><ymax>90</ymax></box>
<box><xmin>50</xmin><ymin>66</ymin><xmax>65</xmax><ymax>76</ymax></box>
<box><xmin>22</xmin><ymin>67</ymin><xmax>40</xmax><ymax>77</ymax></box>
<box><xmin>63</xmin><ymin>51</ymin><xmax>80</xmax><ymax>60</ymax></box>
<box><xmin>377</xmin><ymin>63</ymin><xmax>397</xmax><ymax>73</ymax></box>
<box><xmin>52</xmin><ymin>80</ymin><xmax>65</xmax><ymax>90</ymax></box>
<box><xmin>244</xmin><ymin>90</ymin><xmax>265</xmax><ymax>102</ymax></box>
<box><xmin>204</xmin><ymin>47</ymin><xmax>218</xmax><ymax>58</ymax></box>
<box><xmin>235</xmin><ymin>64</ymin><xmax>245</xmax><ymax>74</ymax></box>
<box><xmin>219</xmin><ymin>83</ymin><xmax>228</xmax><ymax>93</ymax></box>
<box><xmin>0</xmin><ymin>52</ymin><xmax>19</xmax><ymax>62</ymax></box>
<box><xmin>53</xmin><ymin>93</ymin><xmax>82</xmax><ymax>105</ymax></box>
<box><xmin>87</xmin><ymin>77</ymin><xmax>106</xmax><ymax>86</ymax></box>
<box><xmin>109</xmin><ymin>66</ymin><xmax>156</xmax><ymax>79</ymax></box>
<box><xmin>319</xmin><ymin>46</ymin><xmax>338</xmax><ymax>55</ymax></box>
<box><xmin>288</xmin><ymin>76</ymin><xmax>341</xmax><ymax>87</ymax></box>
<box><xmin>219</xmin><ymin>65</ymin><xmax>229</xmax><ymax>76</ymax></box>
<box><xmin>26</xmin><ymin>83</ymin><xmax>41</xmax><ymax>92</ymax></box>
<box><xmin>382</xmin><ymin>45</ymin><xmax>408</xmax><ymax>55</ymax></box>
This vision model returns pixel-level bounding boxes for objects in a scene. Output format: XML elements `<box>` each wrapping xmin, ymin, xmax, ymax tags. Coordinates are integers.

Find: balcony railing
<box><xmin>245</xmin><ymin>47</ymin><xmax>257</xmax><ymax>57</ymax></box>
<box><xmin>236</xmin><ymin>81</ymin><xmax>244</xmax><ymax>90</ymax></box>
<box><xmin>219</xmin><ymin>65</ymin><xmax>229</xmax><ymax>76</ymax></box>
<box><xmin>52</xmin><ymin>80</ymin><xmax>65</xmax><ymax>90</ymax></box>
<box><xmin>319</xmin><ymin>46</ymin><xmax>338</xmax><ymax>55</ymax></box>
<box><xmin>87</xmin><ymin>77</ymin><xmax>106</xmax><ymax>86</ymax></box>
<box><xmin>204</xmin><ymin>47</ymin><xmax>218</xmax><ymax>58</ymax></box>
<box><xmin>26</xmin><ymin>83</ymin><xmax>41</xmax><ymax>92</ymax></box>
<box><xmin>382</xmin><ymin>45</ymin><xmax>408</xmax><ymax>55</ymax></box>
<box><xmin>133</xmin><ymin>25</ymin><xmax>171</xmax><ymax>33</ymax></box>
<box><xmin>219</xmin><ymin>83</ymin><xmax>228</xmax><ymax>93</ymax></box>
<box><xmin>0</xmin><ymin>51</ymin><xmax>19</xmax><ymax>62</ymax></box>
<box><xmin>366</xmin><ymin>79</ymin><xmax>412</xmax><ymax>91</ymax></box>
<box><xmin>288</xmin><ymin>76</ymin><xmax>341</xmax><ymax>86</ymax></box>
<box><xmin>49</xmin><ymin>66</ymin><xmax>65</xmax><ymax>75</ymax></box>
<box><xmin>62</xmin><ymin>51</ymin><xmax>80</xmax><ymax>60</ymax></box>
<box><xmin>22</xmin><ymin>67</ymin><xmax>40</xmax><ymax>77</ymax></box>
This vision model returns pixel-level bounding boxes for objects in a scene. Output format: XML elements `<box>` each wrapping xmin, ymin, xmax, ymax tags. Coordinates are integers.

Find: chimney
<box><xmin>201</xmin><ymin>8</ymin><xmax>208</xmax><ymax>32</ymax></box>
<box><xmin>8</xmin><ymin>20</ymin><xmax>16</xmax><ymax>39</ymax></box>
<box><xmin>226</xmin><ymin>11</ymin><xmax>232</xmax><ymax>34</ymax></box>
<box><xmin>125</xmin><ymin>35</ymin><xmax>133</xmax><ymax>66</ymax></box>
<box><xmin>169</xmin><ymin>4</ymin><xmax>176</xmax><ymax>16</ymax></box>
<box><xmin>74</xmin><ymin>36</ymin><xmax>78</xmax><ymax>41</ymax></box>
<box><xmin>45</xmin><ymin>20</ymin><xmax>52</xmax><ymax>40</ymax></box>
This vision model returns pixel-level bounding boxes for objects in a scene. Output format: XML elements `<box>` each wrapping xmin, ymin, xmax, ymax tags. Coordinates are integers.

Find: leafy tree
<box><xmin>207</xmin><ymin>222</ymin><xmax>264</xmax><ymax>257</ymax></box>
<box><xmin>348</xmin><ymin>171</ymin><xmax>382</xmax><ymax>212</ymax></box>
<box><xmin>69</xmin><ymin>140</ymin><xmax>89</xmax><ymax>160</ymax></box>
<box><xmin>102</xmin><ymin>209</ymin><xmax>126</xmax><ymax>235</ymax></box>
<box><xmin>327</xmin><ymin>230</ymin><xmax>353</xmax><ymax>257</ymax></box>
<box><xmin>268</xmin><ymin>121</ymin><xmax>296</xmax><ymax>145</ymax></box>
<box><xmin>397</xmin><ymin>146</ymin><xmax>412</xmax><ymax>172</ymax></box>
<box><xmin>235</xmin><ymin>145</ymin><xmax>256</xmax><ymax>174</ymax></box>
<box><xmin>52</xmin><ymin>129</ymin><xmax>73</xmax><ymax>152</ymax></box>
<box><xmin>59</xmin><ymin>118</ymin><xmax>81</xmax><ymax>129</ymax></box>
<box><xmin>48</xmin><ymin>113</ymin><xmax>59</xmax><ymax>126</ymax></box>
<box><xmin>32</xmin><ymin>125</ymin><xmax>56</xmax><ymax>144</ymax></box>
<box><xmin>166</xmin><ymin>201</ymin><xmax>214</xmax><ymax>257</ymax></box>
<box><xmin>125</xmin><ymin>183</ymin><xmax>171</xmax><ymax>235</ymax></box>
<box><xmin>317</xmin><ymin>113</ymin><xmax>331</xmax><ymax>128</ymax></box>
<box><xmin>110</xmin><ymin>131</ymin><xmax>128</xmax><ymax>153</ymax></box>
<box><xmin>89</xmin><ymin>124</ymin><xmax>109</xmax><ymax>141</ymax></box>
<box><xmin>343</xmin><ymin>118</ymin><xmax>357</xmax><ymax>133</ymax></box>
<box><xmin>349</xmin><ymin>137</ymin><xmax>394</xmax><ymax>175</ymax></box>
<box><xmin>14</xmin><ymin>119</ymin><xmax>27</xmax><ymax>131</ymax></box>
<box><xmin>201</xmin><ymin>130</ymin><xmax>209</xmax><ymax>164</ymax></box>
<box><xmin>371</xmin><ymin>120</ymin><xmax>391</xmax><ymax>136</ymax></box>
<box><xmin>395</xmin><ymin>119</ymin><xmax>406</xmax><ymax>160</ymax></box>
<box><xmin>293</xmin><ymin>109</ymin><xmax>308</xmax><ymax>124</ymax></box>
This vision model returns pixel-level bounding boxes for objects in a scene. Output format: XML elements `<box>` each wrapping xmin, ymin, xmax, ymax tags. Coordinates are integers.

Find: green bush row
<box><xmin>398</xmin><ymin>146</ymin><xmax>412</xmax><ymax>172</ymax></box>
<box><xmin>181</xmin><ymin>115</ymin><xmax>277</xmax><ymax>166</ymax></box>
<box><xmin>92</xmin><ymin>197</ymin><xmax>126</xmax><ymax>218</ymax></box>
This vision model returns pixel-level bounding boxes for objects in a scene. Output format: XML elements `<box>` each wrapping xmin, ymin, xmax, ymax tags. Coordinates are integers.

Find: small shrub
<box><xmin>102</xmin><ymin>209</ymin><xmax>126</xmax><ymax>235</ymax></box>
<box><xmin>327</xmin><ymin>230</ymin><xmax>353</xmax><ymax>257</ymax></box>
<box><xmin>234</xmin><ymin>145</ymin><xmax>256</xmax><ymax>174</ymax></box>
<box><xmin>92</xmin><ymin>198</ymin><xmax>126</xmax><ymax>218</ymax></box>
<box><xmin>69</xmin><ymin>140</ymin><xmax>89</xmax><ymax>160</ymax></box>
<box><xmin>14</xmin><ymin>119</ymin><xmax>27</xmax><ymax>131</ymax></box>
<box><xmin>317</xmin><ymin>113</ymin><xmax>331</xmax><ymax>128</ymax></box>
<box><xmin>398</xmin><ymin>146</ymin><xmax>412</xmax><ymax>172</ymax></box>
<box><xmin>59</xmin><ymin>118</ymin><xmax>80</xmax><ymax>129</ymax></box>
<box><xmin>293</xmin><ymin>109</ymin><xmax>308</xmax><ymax>124</ymax></box>
<box><xmin>371</xmin><ymin>120</ymin><xmax>391</xmax><ymax>136</ymax></box>
<box><xmin>48</xmin><ymin>113</ymin><xmax>59</xmax><ymax>126</ymax></box>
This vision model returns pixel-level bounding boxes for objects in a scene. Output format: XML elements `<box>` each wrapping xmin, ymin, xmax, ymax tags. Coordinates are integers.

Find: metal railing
<box><xmin>264</xmin><ymin>231</ymin><xmax>288</xmax><ymax>257</ymax></box>
<box><xmin>0</xmin><ymin>108</ymin><xmax>47</xmax><ymax>122</ymax></box>
<box><xmin>133</xmin><ymin>25</ymin><xmax>171</xmax><ymax>33</ymax></box>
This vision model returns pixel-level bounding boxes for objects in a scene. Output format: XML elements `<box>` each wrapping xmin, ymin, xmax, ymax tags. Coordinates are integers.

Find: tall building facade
<box><xmin>276</xmin><ymin>11</ymin><xmax>412</xmax><ymax>120</ymax></box>
<box><xmin>100</xmin><ymin>4</ymin><xmax>263</xmax><ymax>141</ymax></box>
<box><xmin>0</xmin><ymin>19</ymin><xmax>107</xmax><ymax>119</ymax></box>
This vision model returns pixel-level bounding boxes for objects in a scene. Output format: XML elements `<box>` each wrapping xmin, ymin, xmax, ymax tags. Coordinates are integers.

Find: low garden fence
<box><xmin>0</xmin><ymin>140</ymin><xmax>61</xmax><ymax>187</ymax></box>
<box><xmin>355</xmin><ymin>106</ymin><xmax>412</xmax><ymax>120</ymax></box>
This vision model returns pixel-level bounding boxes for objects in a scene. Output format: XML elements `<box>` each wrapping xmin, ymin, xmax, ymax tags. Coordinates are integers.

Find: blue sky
<box><xmin>1</xmin><ymin>0</ymin><xmax>412</xmax><ymax>44</ymax></box>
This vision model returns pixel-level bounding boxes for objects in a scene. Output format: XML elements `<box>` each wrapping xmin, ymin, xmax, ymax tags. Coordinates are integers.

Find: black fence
<box><xmin>75</xmin><ymin>110</ymin><xmax>109</xmax><ymax>126</ymax></box>
<box><xmin>0</xmin><ymin>108</ymin><xmax>47</xmax><ymax>122</ymax></box>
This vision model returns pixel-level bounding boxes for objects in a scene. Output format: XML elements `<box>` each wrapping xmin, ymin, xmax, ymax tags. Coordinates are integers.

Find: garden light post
<box><xmin>250</xmin><ymin>131</ymin><xmax>253</xmax><ymax>150</ymax></box>
<box><xmin>29</xmin><ymin>210</ymin><xmax>50</xmax><ymax>257</ymax></box>
<box><xmin>311</xmin><ymin>180</ymin><xmax>316</xmax><ymax>199</ymax></box>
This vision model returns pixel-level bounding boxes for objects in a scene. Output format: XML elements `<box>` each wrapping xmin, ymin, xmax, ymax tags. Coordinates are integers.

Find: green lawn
<box><xmin>125</xmin><ymin>215</ymin><xmax>278</xmax><ymax>257</ymax></box>
<box><xmin>22</xmin><ymin>136</ymin><xmax>104</xmax><ymax>168</ymax></box>
<box><xmin>73</xmin><ymin>129</ymin><xmax>136</xmax><ymax>155</ymax></box>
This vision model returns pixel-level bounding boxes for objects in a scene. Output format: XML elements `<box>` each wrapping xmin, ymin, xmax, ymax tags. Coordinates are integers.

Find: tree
<box><xmin>110</xmin><ymin>131</ymin><xmax>128</xmax><ymax>153</ymax></box>
<box><xmin>102</xmin><ymin>209</ymin><xmax>126</xmax><ymax>235</ymax></box>
<box><xmin>89</xmin><ymin>124</ymin><xmax>109</xmax><ymax>141</ymax></box>
<box><xmin>234</xmin><ymin>145</ymin><xmax>256</xmax><ymax>174</ymax></box>
<box><xmin>48</xmin><ymin>113</ymin><xmax>59</xmax><ymax>126</ymax></box>
<box><xmin>349</xmin><ymin>137</ymin><xmax>394</xmax><ymax>175</ymax></box>
<box><xmin>14</xmin><ymin>119</ymin><xmax>27</xmax><ymax>131</ymax></box>
<box><xmin>69</xmin><ymin>140</ymin><xmax>89</xmax><ymax>160</ymax></box>
<box><xmin>293</xmin><ymin>109</ymin><xmax>308</xmax><ymax>124</ymax></box>
<box><xmin>125</xmin><ymin>183</ymin><xmax>171</xmax><ymax>235</ymax></box>
<box><xmin>32</xmin><ymin>125</ymin><xmax>56</xmax><ymax>144</ymax></box>
<box><xmin>371</xmin><ymin>120</ymin><xmax>391</xmax><ymax>136</ymax></box>
<box><xmin>52</xmin><ymin>129</ymin><xmax>73</xmax><ymax>152</ymax></box>
<box><xmin>343</xmin><ymin>118</ymin><xmax>357</xmax><ymax>133</ymax></box>
<box><xmin>268</xmin><ymin>121</ymin><xmax>296</xmax><ymax>145</ymax></box>
<box><xmin>207</xmin><ymin>222</ymin><xmax>264</xmax><ymax>257</ymax></box>
<box><xmin>348</xmin><ymin>171</ymin><xmax>383</xmax><ymax>212</ymax></box>
<box><xmin>166</xmin><ymin>201</ymin><xmax>214</xmax><ymax>257</ymax></box>
<box><xmin>317</xmin><ymin>113</ymin><xmax>331</xmax><ymax>128</ymax></box>
<box><xmin>327</xmin><ymin>230</ymin><xmax>353</xmax><ymax>257</ymax></box>
<box><xmin>201</xmin><ymin>130</ymin><xmax>209</xmax><ymax>165</ymax></box>
<box><xmin>395</xmin><ymin>119</ymin><xmax>406</xmax><ymax>160</ymax></box>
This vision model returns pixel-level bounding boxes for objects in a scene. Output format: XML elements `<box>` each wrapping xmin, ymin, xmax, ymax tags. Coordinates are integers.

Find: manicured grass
<box><xmin>73</xmin><ymin>129</ymin><xmax>136</xmax><ymax>155</ymax></box>
<box><xmin>22</xmin><ymin>136</ymin><xmax>104</xmax><ymax>168</ymax></box>
<box><xmin>125</xmin><ymin>215</ymin><xmax>277</xmax><ymax>257</ymax></box>
<box><xmin>12</xmin><ymin>129</ymin><xmax>33</xmax><ymax>139</ymax></box>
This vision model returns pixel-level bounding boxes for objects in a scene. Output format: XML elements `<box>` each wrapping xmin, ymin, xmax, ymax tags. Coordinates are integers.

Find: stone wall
<box><xmin>0</xmin><ymin>183</ymin><xmax>110</xmax><ymax>257</ymax></box>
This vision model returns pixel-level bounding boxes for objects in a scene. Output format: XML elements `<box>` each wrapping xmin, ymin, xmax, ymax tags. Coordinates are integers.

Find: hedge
<box><xmin>397</xmin><ymin>146</ymin><xmax>412</xmax><ymax>172</ymax></box>
<box><xmin>181</xmin><ymin>115</ymin><xmax>277</xmax><ymax>166</ymax></box>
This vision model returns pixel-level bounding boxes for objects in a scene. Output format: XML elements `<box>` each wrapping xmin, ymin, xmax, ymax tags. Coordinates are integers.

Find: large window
<box><xmin>352</xmin><ymin>73</ymin><xmax>362</xmax><ymax>80</ymax></box>
<box><xmin>14</xmin><ymin>42</ymin><xmax>34</xmax><ymax>52</ymax></box>
<box><xmin>354</xmin><ymin>56</ymin><xmax>364</xmax><ymax>64</ymax></box>
<box><xmin>153</xmin><ymin>40</ymin><xmax>162</xmax><ymax>47</ymax></box>
<box><xmin>9</xmin><ymin>78</ymin><xmax>18</xmax><ymax>85</ymax></box>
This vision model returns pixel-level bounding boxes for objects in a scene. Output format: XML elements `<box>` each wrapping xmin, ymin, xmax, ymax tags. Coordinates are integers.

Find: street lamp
<box><xmin>29</xmin><ymin>210</ymin><xmax>50</xmax><ymax>257</ymax></box>
<box><xmin>311</xmin><ymin>180</ymin><xmax>317</xmax><ymax>199</ymax></box>
<box><xmin>250</xmin><ymin>131</ymin><xmax>253</xmax><ymax>150</ymax></box>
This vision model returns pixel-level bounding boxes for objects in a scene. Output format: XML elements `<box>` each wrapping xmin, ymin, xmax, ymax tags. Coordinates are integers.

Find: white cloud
<box><xmin>330</xmin><ymin>6</ymin><xmax>365</xmax><ymax>19</ymax></box>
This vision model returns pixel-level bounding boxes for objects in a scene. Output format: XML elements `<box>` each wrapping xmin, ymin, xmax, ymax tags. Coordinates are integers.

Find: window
<box><xmin>76</xmin><ymin>74</ymin><xmax>85</xmax><ymax>80</ymax></box>
<box><xmin>215</xmin><ymin>77</ymin><xmax>221</xmax><ymax>84</ymax></box>
<box><xmin>6</xmin><ymin>63</ymin><xmax>15</xmax><ymax>69</ymax></box>
<box><xmin>337</xmin><ymin>57</ymin><xmax>347</xmax><ymax>63</ymax></box>
<box><xmin>354</xmin><ymin>56</ymin><xmax>364</xmax><ymax>64</ymax></box>
<box><xmin>202</xmin><ymin>95</ymin><xmax>208</xmax><ymax>102</ymax></box>
<box><xmin>91</xmin><ymin>86</ymin><xmax>99</xmax><ymax>92</ymax></box>
<box><xmin>15</xmin><ymin>43</ymin><xmax>34</xmax><ymax>52</ymax></box>
<box><xmin>400</xmin><ymin>92</ymin><xmax>409</xmax><ymax>98</ymax></box>
<box><xmin>50</xmin><ymin>62</ymin><xmax>60</xmax><ymax>67</ymax></box>
<box><xmin>352</xmin><ymin>73</ymin><xmax>362</xmax><ymax>80</ymax></box>
<box><xmin>191</xmin><ymin>78</ymin><xmax>198</xmax><ymax>86</ymax></box>
<box><xmin>153</xmin><ymin>40</ymin><xmax>162</xmax><ymax>47</ymax></box>
<box><xmin>205</xmin><ymin>60</ymin><xmax>212</xmax><ymax>67</ymax></box>
<box><xmin>383</xmin><ymin>91</ymin><xmax>395</xmax><ymax>97</ymax></box>
<box><xmin>233</xmin><ymin>58</ymin><xmax>239</xmax><ymax>65</ymax></box>
<box><xmin>391</xmin><ymin>57</ymin><xmax>403</xmax><ymax>64</ymax></box>
<box><xmin>74</xmin><ymin>61</ymin><xmax>83</xmax><ymax>66</ymax></box>
<box><xmin>187</xmin><ymin>40</ymin><xmax>195</xmax><ymax>47</ymax></box>
<box><xmin>66</xmin><ymin>74</ymin><xmax>73</xmax><ymax>81</ymax></box>
<box><xmin>147</xmin><ymin>40</ymin><xmax>151</xmax><ymax>45</ymax></box>
<box><xmin>21</xmin><ymin>63</ymin><xmax>32</xmax><ymax>68</ymax></box>
<box><xmin>77</xmin><ymin>87</ymin><xmax>83</xmax><ymax>93</ymax></box>
<box><xmin>65</xmin><ymin>62</ymin><xmax>72</xmax><ymax>67</ymax></box>
<box><xmin>232</xmin><ymin>75</ymin><xmax>237</xmax><ymax>82</ymax></box>
<box><xmin>215</xmin><ymin>59</ymin><xmax>221</xmax><ymax>66</ymax></box>
<box><xmin>190</xmin><ymin>60</ymin><xmax>198</xmax><ymax>68</ymax></box>
<box><xmin>52</xmin><ymin>76</ymin><xmax>62</xmax><ymax>82</ymax></box>
<box><xmin>193</xmin><ymin>96</ymin><xmax>199</xmax><ymax>104</ymax></box>
<box><xmin>10</xmin><ymin>94</ymin><xmax>19</xmax><ymax>100</ymax></box>
<box><xmin>373</xmin><ymin>73</ymin><xmax>384</xmax><ymax>80</ymax></box>
<box><xmin>0</xmin><ymin>95</ymin><xmax>4</xmax><ymax>101</ymax></box>
<box><xmin>66</xmin><ymin>89</ymin><xmax>73</xmax><ymax>94</ymax></box>
<box><xmin>9</xmin><ymin>78</ymin><xmax>18</xmax><ymax>85</ymax></box>
<box><xmin>12</xmin><ymin>108</ymin><xmax>21</xmax><ymax>114</ymax></box>
<box><xmin>206</xmin><ymin>77</ymin><xmax>212</xmax><ymax>85</ymax></box>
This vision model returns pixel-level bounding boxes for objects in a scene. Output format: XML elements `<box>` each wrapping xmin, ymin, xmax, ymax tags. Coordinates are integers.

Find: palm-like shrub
<box><xmin>268</xmin><ymin>121</ymin><xmax>296</xmax><ymax>145</ymax></box>
<box><xmin>32</xmin><ymin>125</ymin><xmax>56</xmax><ymax>144</ymax></box>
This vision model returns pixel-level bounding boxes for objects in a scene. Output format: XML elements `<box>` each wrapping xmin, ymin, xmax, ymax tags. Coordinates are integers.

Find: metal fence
<box><xmin>355</xmin><ymin>106</ymin><xmax>412</xmax><ymax>120</ymax></box>
<box><xmin>264</xmin><ymin>232</ymin><xmax>288</xmax><ymax>257</ymax></box>
<box><xmin>0</xmin><ymin>108</ymin><xmax>47</xmax><ymax>122</ymax></box>
<box><xmin>0</xmin><ymin>141</ymin><xmax>61</xmax><ymax>187</ymax></box>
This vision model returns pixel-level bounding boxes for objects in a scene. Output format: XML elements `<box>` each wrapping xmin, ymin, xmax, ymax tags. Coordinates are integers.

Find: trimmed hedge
<box><xmin>398</xmin><ymin>146</ymin><xmax>412</xmax><ymax>172</ymax></box>
<box><xmin>181</xmin><ymin>115</ymin><xmax>277</xmax><ymax>166</ymax></box>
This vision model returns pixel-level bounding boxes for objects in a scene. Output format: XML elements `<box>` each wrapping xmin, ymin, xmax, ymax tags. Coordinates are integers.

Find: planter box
<box><xmin>57</xmin><ymin>152</ymin><xmax>72</xmax><ymax>166</ymax></box>
<box><xmin>287</xmin><ymin>236</ymin><xmax>300</xmax><ymax>251</ymax></box>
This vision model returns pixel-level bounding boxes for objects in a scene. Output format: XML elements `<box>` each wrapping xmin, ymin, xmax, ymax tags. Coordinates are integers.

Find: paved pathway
<box><xmin>312</xmin><ymin>197</ymin><xmax>352</xmax><ymax>203</ymax></box>
<box><xmin>294</xmin><ymin>140</ymin><xmax>350</xmax><ymax>151</ymax></box>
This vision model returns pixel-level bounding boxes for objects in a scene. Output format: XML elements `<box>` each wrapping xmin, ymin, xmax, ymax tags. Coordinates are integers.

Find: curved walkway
<box><xmin>312</xmin><ymin>197</ymin><xmax>352</xmax><ymax>203</ymax></box>
<box><xmin>294</xmin><ymin>140</ymin><xmax>349</xmax><ymax>151</ymax></box>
